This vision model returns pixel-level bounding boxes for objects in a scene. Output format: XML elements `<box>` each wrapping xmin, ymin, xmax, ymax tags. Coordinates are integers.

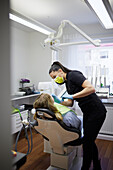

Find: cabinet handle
<box><xmin>16</xmin><ymin>125</ymin><xmax>21</xmax><ymax>128</ymax></box>
<box><xmin>16</xmin><ymin>115</ymin><xmax>20</xmax><ymax>118</ymax></box>
<box><xmin>16</xmin><ymin>118</ymin><xmax>21</xmax><ymax>121</ymax></box>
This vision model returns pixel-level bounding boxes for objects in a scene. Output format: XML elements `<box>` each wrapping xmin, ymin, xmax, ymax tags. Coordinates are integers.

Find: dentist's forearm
<box><xmin>73</xmin><ymin>86</ymin><xmax>95</xmax><ymax>99</ymax></box>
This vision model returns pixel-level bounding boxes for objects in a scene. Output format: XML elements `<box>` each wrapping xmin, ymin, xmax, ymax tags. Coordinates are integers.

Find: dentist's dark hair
<box><xmin>49</xmin><ymin>61</ymin><xmax>72</xmax><ymax>74</ymax></box>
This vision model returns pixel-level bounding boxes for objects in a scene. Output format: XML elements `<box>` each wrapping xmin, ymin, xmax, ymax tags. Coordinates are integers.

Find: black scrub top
<box><xmin>65</xmin><ymin>71</ymin><xmax>107</xmax><ymax>121</ymax></box>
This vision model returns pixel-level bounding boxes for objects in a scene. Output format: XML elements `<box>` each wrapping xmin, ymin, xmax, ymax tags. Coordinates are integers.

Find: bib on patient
<box><xmin>54</xmin><ymin>103</ymin><xmax>76</xmax><ymax>115</ymax></box>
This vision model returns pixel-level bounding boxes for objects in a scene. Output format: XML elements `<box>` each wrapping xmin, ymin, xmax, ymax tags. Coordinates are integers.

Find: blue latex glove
<box><xmin>62</xmin><ymin>94</ymin><xmax>73</xmax><ymax>100</ymax></box>
<box><xmin>52</xmin><ymin>94</ymin><xmax>63</xmax><ymax>104</ymax></box>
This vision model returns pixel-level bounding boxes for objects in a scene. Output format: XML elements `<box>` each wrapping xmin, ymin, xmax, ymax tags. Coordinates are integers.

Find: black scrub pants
<box><xmin>81</xmin><ymin>113</ymin><xmax>106</xmax><ymax>170</ymax></box>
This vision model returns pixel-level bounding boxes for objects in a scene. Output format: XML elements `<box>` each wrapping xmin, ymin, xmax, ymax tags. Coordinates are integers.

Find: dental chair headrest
<box><xmin>36</xmin><ymin>108</ymin><xmax>56</xmax><ymax>119</ymax></box>
<box><xmin>36</xmin><ymin>108</ymin><xmax>81</xmax><ymax>136</ymax></box>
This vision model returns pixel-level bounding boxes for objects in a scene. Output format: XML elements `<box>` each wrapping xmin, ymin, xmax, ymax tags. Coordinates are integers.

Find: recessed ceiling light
<box><xmin>9</xmin><ymin>12</ymin><xmax>55</xmax><ymax>35</ymax></box>
<box><xmin>85</xmin><ymin>0</ymin><xmax>113</xmax><ymax>29</ymax></box>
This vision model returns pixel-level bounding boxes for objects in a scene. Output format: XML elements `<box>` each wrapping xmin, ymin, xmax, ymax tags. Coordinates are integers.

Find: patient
<box><xmin>33</xmin><ymin>93</ymin><xmax>81</xmax><ymax>130</ymax></box>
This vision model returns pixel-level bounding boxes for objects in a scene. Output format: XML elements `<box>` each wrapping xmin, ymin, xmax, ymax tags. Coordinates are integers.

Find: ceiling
<box><xmin>10</xmin><ymin>0</ymin><xmax>113</xmax><ymax>41</ymax></box>
<box><xmin>109</xmin><ymin>0</ymin><xmax>113</xmax><ymax>9</ymax></box>
<box><xmin>10</xmin><ymin>0</ymin><xmax>107</xmax><ymax>30</ymax></box>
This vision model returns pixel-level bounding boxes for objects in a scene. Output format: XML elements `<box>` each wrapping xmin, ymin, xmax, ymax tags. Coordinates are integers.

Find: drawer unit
<box><xmin>11</xmin><ymin>110</ymin><xmax>28</xmax><ymax>134</ymax></box>
<box><xmin>100</xmin><ymin>107</ymin><xmax>113</xmax><ymax>135</ymax></box>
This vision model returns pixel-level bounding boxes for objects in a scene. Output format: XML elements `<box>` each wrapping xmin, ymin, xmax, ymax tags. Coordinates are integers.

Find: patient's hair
<box><xmin>33</xmin><ymin>93</ymin><xmax>62</xmax><ymax>120</ymax></box>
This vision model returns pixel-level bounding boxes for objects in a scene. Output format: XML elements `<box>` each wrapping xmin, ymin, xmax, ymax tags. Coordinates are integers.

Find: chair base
<box><xmin>44</xmin><ymin>139</ymin><xmax>83</xmax><ymax>170</ymax></box>
<box><xmin>51</xmin><ymin>149</ymin><xmax>76</xmax><ymax>170</ymax></box>
<box><xmin>47</xmin><ymin>157</ymin><xmax>83</xmax><ymax>170</ymax></box>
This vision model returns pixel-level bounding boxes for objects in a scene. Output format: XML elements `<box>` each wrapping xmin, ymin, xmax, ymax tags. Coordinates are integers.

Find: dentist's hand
<box><xmin>62</xmin><ymin>95</ymin><xmax>73</xmax><ymax>100</ymax></box>
<box><xmin>52</xmin><ymin>94</ymin><xmax>63</xmax><ymax>104</ymax></box>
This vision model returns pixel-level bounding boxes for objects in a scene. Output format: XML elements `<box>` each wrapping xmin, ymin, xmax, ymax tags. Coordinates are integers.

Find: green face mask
<box><xmin>54</xmin><ymin>76</ymin><xmax>64</xmax><ymax>84</ymax></box>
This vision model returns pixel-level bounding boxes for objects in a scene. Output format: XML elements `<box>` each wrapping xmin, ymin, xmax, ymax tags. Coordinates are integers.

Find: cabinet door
<box><xmin>21</xmin><ymin>110</ymin><xmax>28</xmax><ymax>120</ymax></box>
<box><xmin>100</xmin><ymin>107</ymin><xmax>113</xmax><ymax>135</ymax></box>
<box><xmin>15</xmin><ymin>113</ymin><xmax>22</xmax><ymax>133</ymax></box>
<box><xmin>11</xmin><ymin>114</ymin><xmax>16</xmax><ymax>134</ymax></box>
<box><xmin>11</xmin><ymin>113</ymin><xmax>22</xmax><ymax>134</ymax></box>
<box><xmin>11</xmin><ymin>110</ymin><xmax>28</xmax><ymax>134</ymax></box>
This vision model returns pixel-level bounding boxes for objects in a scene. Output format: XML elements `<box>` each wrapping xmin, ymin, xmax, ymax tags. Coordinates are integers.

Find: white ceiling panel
<box><xmin>10</xmin><ymin>0</ymin><xmax>99</xmax><ymax>29</ymax></box>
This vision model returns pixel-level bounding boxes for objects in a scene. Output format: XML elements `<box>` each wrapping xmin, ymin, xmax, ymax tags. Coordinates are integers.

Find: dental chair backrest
<box><xmin>34</xmin><ymin>108</ymin><xmax>81</xmax><ymax>155</ymax></box>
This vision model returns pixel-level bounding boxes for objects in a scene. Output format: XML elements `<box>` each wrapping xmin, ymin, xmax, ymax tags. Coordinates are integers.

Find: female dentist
<box><xmin>49</xmin><ymin>61</ymin><xmax>106</xmax><ymax>170</ymax></box>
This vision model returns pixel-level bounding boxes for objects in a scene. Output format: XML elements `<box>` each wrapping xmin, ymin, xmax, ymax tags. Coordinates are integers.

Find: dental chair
<box><xmin>34</xmin><ymin>108</ymin><xmax>83</xmax><ymax>170</ymax></box>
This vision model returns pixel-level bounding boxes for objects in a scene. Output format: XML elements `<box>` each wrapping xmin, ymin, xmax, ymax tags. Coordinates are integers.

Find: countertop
<box><xmin>11</xmin><ymin>93</ymin><xmax>113</xmax><ymax>104</ymax></box>
<box><xmin>11</xmin><ymin>93</ymin><xmax>40</xmax><ymax>101</ymax></box>
<box><xmin>101</xmin><ymin>96</ymin><xmax>113</xmax><ymax>104</ymax></box>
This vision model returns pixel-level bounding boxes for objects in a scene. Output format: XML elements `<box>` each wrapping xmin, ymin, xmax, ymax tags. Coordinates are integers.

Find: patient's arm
<box><xmin>61</xmin><ymin>99</ymin><xmax>74</xmax><ymax>107</ymax></box>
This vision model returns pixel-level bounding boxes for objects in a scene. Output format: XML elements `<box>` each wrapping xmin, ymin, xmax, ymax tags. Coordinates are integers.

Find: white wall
<box><xmin>58</xmin><ymin>24</ymin><xmax>113</xmax><ymax>93</ymax></box>
<box><xmin>10</xmin><ymin>21</ymin><xmax>113</xmax><ymax>95</ymax></box>
<box><xmin>59</xmin><ymin>23</ymin><xmax>107</xmax><ymax>68</ymax></box>
<box><xmin>10</xmin><ymin>22</ymin><xmax>52</xmax><ymax>95</ymax></box>
<box><xmin>10</xmin><ymin>25</ymin><xmax>30</xmax><ymax>94</ymax></box>
<box><xmin>28</xmin><ymin>31</ymin><xmax>52</xmax><ymax>88</ymax></box>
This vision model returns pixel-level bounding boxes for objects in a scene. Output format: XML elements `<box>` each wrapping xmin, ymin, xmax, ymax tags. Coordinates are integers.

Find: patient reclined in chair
<box><xmin>33</xmin><ymin>93</ymin><xmax>82</xmax><ymax>169</ymax></box>
<box><xmin>34</xmin><ymin>107</ymin><xmax>82</xmax><ymax>170</ymax></box>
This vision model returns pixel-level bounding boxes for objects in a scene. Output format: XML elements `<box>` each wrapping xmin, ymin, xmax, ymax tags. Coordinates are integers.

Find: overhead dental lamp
<box><xmin>44</xmin><ymin>20</ymin><xmax>101</xmax><ymax>50</ymax></box>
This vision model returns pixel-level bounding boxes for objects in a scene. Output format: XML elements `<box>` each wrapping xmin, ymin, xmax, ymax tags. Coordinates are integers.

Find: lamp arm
<box><xmin>44</xmin><ymin>20</ymin><xmax>101</xmax><ymax>47</ymax></box>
